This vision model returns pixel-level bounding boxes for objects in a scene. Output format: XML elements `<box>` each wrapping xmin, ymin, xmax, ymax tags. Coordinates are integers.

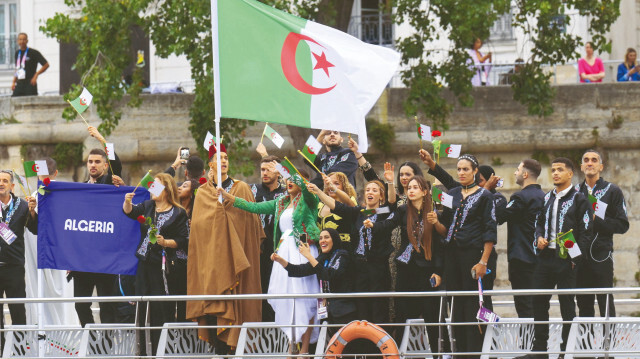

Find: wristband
<box><xmin>356</xmin><ymin>155</ymin><xmax>363</xmax><ymax>160</ymax></box>
<box><xmin>478</xmin><ymin>260</ymin><xmax>488</xmax><ymax>266</ymax></box>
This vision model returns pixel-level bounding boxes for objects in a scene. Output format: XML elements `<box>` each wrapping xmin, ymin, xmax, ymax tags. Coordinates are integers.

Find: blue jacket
<box><xmin>617</xmin><ymin>63</ymin><xmax>640</xmax><ymax>81</ymax></box>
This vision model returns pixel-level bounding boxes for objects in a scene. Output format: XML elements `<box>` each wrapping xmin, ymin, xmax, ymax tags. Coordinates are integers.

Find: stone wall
<box><xmin>2</xmin><ymin>83</ymin><xmax>639</xmax><ymax>314</ymax></box>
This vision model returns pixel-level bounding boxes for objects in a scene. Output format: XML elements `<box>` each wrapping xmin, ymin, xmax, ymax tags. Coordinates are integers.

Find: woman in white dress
<box><xmin>222</xmin><ymin>169</ymin><xmax>321</xmax><ymax>354</ymax></box>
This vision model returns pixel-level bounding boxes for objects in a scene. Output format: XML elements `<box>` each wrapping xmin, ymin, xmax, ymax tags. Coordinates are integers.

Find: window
<box><xmin>489</xmin><ymin>10</ymin><xmax>515</xmax><ymax>42</ymax></box>
<box><xmin>0</xmin><ymin>0</ymin><xmax>18</xmax><ymax>68</ymax></box>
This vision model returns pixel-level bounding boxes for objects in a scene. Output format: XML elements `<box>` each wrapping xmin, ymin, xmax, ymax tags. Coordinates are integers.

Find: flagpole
<box><xmin>260</xmin><ymin>122</ymin><xmax>268</xmax><ymax>144</ymax></box>
<box><xmin>102</xmin><ymin>143</ymin><xmax>115</xmax><ymax>180</ymax></box>
<box><xmin>211</xmin><ymin>0</ymin><xmax>224</xmax><ymax>203</ymax></box>
<box><xmin>414</xmin><ymin>116</ymin><xmax>422</xmax><ymax>150</ymax></box>
<box><xmin>21</xmin><ymin>159</ymin><xmax>32</xmax><ymax>194</ymax></box>
<box><xmin>297</xmin><ymin>150</ymin><xmax>322</xmax><ymax>174</ymax></box>
<box><xmin>284</xmin><ymin>157</ymin><xmax>309</xmax><ymax>184</ymax></box>
<box><xmin>67</xmin><ymin>100</ymin><xmax>90</xmax><ymax>127</ymax></box>
<box><xmin>11</xmin><ymin>168</ymin><xmax>28</xmax><ymax>197</ymax></box>
<box><xmin>132</xmin><ymin>170</ymin><xmax>151</xmax><ymax>193</ymax></box>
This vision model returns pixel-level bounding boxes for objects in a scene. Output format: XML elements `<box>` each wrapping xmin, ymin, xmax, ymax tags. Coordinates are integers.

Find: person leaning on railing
<box><xmin>578</xmin><ymin>42</ymin><xmax>605</xmax><ymax>83</ymax></box>
<box><xmin>617</xmin><ymin>48</ymin><xmax>640</xmax><ymax>81</ymax></box>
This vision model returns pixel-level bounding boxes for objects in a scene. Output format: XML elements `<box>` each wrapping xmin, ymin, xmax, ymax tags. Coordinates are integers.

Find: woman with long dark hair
<box><xmin>431</xmin><ymin>154</ymin><xmax>497</xmax><ymax>358</ymax></box>
<box><xmin>364</xmin><ymin>176</ymin><xmax>444</xmax><ymax>349</ymax></box>
<box><xmin>123</xmin><ymin>173</ymin><xmax>189</xmax><ymax>353</ymax></box>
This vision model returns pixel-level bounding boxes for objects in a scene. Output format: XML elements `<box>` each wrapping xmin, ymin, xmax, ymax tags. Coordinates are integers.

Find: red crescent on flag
<box><xmin>309</xmin><ymin>148</ymin><xmax>315</xmax><ymax>155</ymax></box>
<box><xmin>593</xmin><ymin>202</ymin><xmax>598</xmax><ymax>211</ymax></box>
<box><xmin>32</xmin><ymin>164</ymin><xmax>38</xmax><ymax>172</ymax></box>
<box><xmin>271</xmin><ymin>133</ymin><xmax>276</xmax><ymax>139</ymax></box>
<box><xmin>446</xmin><ymin>146</ymin><xmax>453</xmax><ymax>154</ymax></box>
<box><xmin>147</xmin><ymin>181</ymin><xmax>154</xmax><ymax>188</ymax></box>
<box><xmin>79</xmin><ymin>98</ymin><xmax>87</xmax><ymax>106</ymax></box>
<box><xmin>438</xmin><ymin>193</ymin><xmax>443</xmax><ymax>202</ymax></box>
<box><xmin>281</xmin><ymin>33</ymin><xmax>337</xmax><ymax>95</ymax></box>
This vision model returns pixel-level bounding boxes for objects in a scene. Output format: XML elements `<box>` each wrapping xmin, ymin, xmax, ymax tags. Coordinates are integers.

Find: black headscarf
<box><xmin>317</xmin><ymin>228</ymin><xmax>343</xmax><ymax>262</ymax></box>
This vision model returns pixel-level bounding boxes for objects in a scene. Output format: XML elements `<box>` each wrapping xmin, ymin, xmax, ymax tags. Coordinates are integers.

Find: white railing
<box><xmin>2</xmin><ymin>288</ymin><xmax>640</xmax><ymax>358</ymax></box>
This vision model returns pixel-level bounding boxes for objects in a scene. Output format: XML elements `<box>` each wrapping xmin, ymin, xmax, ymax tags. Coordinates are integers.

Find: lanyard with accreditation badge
<box><xmin>15</xmin><ymin>48</ymin><xmax>29</xmax><ymax>80</ymax></box>
<box><xmin>317</xmin><ymin>259</ymin><xmax>330</xmax><ymax>320</ymax></box>
<box><xmin>0</xmin><ymin>200</ymin><xmax>18</xmax><ymax>245</ymax></box>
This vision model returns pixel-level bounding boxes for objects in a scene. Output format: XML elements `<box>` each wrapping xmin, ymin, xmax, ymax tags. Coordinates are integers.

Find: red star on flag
<box><xmin>313</xmin><ymin>51</ymin><xmax>334</xmax><ymax>77</ymax></box>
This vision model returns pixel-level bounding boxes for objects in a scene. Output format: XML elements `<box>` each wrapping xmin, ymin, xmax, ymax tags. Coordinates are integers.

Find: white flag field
<box><xmin>210</xmin><ymin>0</ymin><xmax>401</xmax><ymax>153</ymax></box>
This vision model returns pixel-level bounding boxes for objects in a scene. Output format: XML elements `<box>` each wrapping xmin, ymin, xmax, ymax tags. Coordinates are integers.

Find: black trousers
<box><xmin>395</xmin><ymin>260</ymin><xmax>441</xmax><ymax>354</ymax></box>
<box><xmin>0</xmin><ymin>265</ymin><xmax>26</xmax><ymax>325</ymax></box>
<box><xmin>136</xmin><ymin>260</ymin><xmax>175</xmax><ymax>356</ymax></box>
<box><xmin>168</xmin><ymin>260</ymin><xmax>188</xmax><ymax>322</ymax></box>
<box><xmin>576</xmin><ymin>250</ymin><xmax>615</xmax><ymax>317</ymax></box>
<box><xmin>12</xmin><ymin>81</ymin><xmax>38</xmax><ymax>97</ymax></box>
<box><xmin>354</xmin><ymin>258</ymin><xmax>390</xmax><ymax>324</ymax></box>
<box><xmin>444</xmin><ymin>245</ymin><xmax>494</xmax><ymax>358</ymax></box>
<box><xmin>508</xmin><ymin>258</ymin><xmax>535</xmax><ymax>318</ymax></box>
<box><xmin>531</xmin><ymin>249</ymin><xmax>577</xmax><ymax>352</ymax></box>
<box><xmin>72</xmin><ymin>271</ymin><xmax>117</xmax><ymax>327</ymax></box>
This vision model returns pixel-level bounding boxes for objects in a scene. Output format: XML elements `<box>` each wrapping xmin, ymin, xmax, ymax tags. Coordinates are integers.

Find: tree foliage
<box><xmin>41</xmin><ymin>0</ymin><xmax>353</xmax><ymax>175</ymax></box>
<box><xmin>395</xmin><ymin>0</ymin><xmax>621</xmax><ymax>130</ymax></box>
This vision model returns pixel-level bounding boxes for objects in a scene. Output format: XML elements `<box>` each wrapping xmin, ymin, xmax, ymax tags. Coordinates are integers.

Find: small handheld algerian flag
<box><xmin>104</xmin><ymin>143</ymin><xmax>116</xmax><ymax>161</ymax></box>
<box><xmin>361</xmin><ymin>206</ymin><xmax>390</xmax><ymax>215</ymax></box>
<box><xmin>417</xmin><ymin>124</ymin><xmax>431</xmax><ymax>141</ymax></box>
<box><xmin>69</xmin><ymin>87</ymin><xmax>93</xmax><ymax>114</ymax></box>
<box><xmin>139</xmin><ymin>172</ymin><xmax>155</xmax><ymax>190</ymax></box>
<box><xmin>264</xmin><ymin>124</ymin><xmax>285</xmax><ymax>148</ymax></box>
<box><xmin>203</xmin><ymin>131</ymin><xmax>217</xmax><ymax>150</ymax></box>
<box><xmin>558</xmin><ymin>230</ymin><xmax>581</xmax><ymax>259</ymax></box>
<box><xmin>23</xmin><ymin>160</ymin><xmax>49</xmax><ymax>177</ymax></box>
<box><xmin>13</xmin><ymin>172</ymin><xmax>28</xmax><ymax>190</ymax></box>
<box><xmin>301</xmin><ymin>135</ymin><xmax>322</xmax><ymax>162</ymax></box>
<box><xmin>275</xmin><ymin>163</ymin><xmax>292</xmax><ymax>179</ymax></box>
<box><xmin>282</xmin><ymin>157</ymin><xmax>299</xmax><ymax>178</ymax></box>
<box><xmin>432</xmin><ymin>187</ymin><xmax>453</xmax><ymax>208</ymax></box>
<box><xmin>588</xmin><ymin>194</ymin><xmax>607</xmax><ymax>220</ymax></box>
<box><xmin>147</xmin><ymin>180</ymin><xmax>166</xmax><ymax>197</ymax></box>
<box><xmin>438</xmin><ymin>144</ymin><xmax>462</xmax><ymax>158</ymax></box>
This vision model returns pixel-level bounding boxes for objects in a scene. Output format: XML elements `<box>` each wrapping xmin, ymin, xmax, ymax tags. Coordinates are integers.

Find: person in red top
<box><xmin>578</xmin><ymin>42</ymin><xmax>605</xmax><ymax>83</ymax></box>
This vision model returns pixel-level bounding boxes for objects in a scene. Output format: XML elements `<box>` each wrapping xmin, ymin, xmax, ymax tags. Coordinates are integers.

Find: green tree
<box><xmin>395</xmin><ymin>0</ymin><xmax>621</xmax><ymax>130</ymax></box>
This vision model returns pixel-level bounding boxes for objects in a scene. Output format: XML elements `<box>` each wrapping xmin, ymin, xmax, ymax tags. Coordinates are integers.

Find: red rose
<box><xmin>137</xmin><ymin>215</ymin><xmax>145</xmax><ymax>224</ymax></box>
<box><xmin>199</xmin><ymin>177</ymin><xmax>207</xmax><ymax>185</ymax></box>
<box><xmin>564</xmin><ymin>240</ymin><xmax>574</xmax><ymax>249</ymax></box>
<box><xmin>43</xmin><ymin>178</ymin><xmax>51</xmax><ymax>186</ymax></box>
<box><xmin>431</xmin><ymin>130</ymin><xmax>442</xmax><ymax>137</ymax></box>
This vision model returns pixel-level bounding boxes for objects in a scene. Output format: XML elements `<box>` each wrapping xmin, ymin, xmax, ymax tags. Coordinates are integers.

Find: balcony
<box><xmin>348</xmin><ymin>13</ymin><xmax>394</xmax><ymax>47</ymax></box>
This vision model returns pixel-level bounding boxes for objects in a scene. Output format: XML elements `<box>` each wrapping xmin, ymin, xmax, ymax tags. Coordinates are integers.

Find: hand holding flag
<box><xmin>588</xmin><ymin>194</ymin><xmax>607</xmax><ymax>220</ymax></box>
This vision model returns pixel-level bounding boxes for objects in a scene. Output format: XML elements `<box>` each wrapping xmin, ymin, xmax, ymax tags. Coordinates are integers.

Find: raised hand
<box><xmin>383</xmin><ymin>162</ymin><xmax>395</xmax><ymax>183</ymax></box>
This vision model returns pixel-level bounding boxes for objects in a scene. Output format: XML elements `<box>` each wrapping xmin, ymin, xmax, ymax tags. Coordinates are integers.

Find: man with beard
<box><xmin>70</xmin><ymin>126</ymin><xmax>123</xmax><ymax>326</ymax></box>
<box><xmin>249</xmin><ymin>154</ymin><xmax>287</xmax><ymax>322</ymax></box>
<box><xmin>187</xmin><ymin>143</ymin><xmax>263</xmax><ymax>353</ymax></box>
<box><xmin>495</xmin><ymin>159</ymin><xmax>545</xmax><ymax>318</ymax></box>
<box><xmin>575</xmin><ymin>150</ymin><xmax>628</xmax><ymax>318</ymax></box>
<box><xmin>311</xmin><ymin>130</ymin><xmax>358</xmax><ymax>189</ymax></box>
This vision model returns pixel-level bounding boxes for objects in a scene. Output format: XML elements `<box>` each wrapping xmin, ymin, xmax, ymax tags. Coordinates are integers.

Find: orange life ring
<box><xmin>325</xmin><ymin>320</ymin><xmax>399</xmax><ymax>359</ymax></box>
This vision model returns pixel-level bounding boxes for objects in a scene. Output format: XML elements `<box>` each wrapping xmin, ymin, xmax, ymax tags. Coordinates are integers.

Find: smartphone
<box><xmin>430</xmin><ymin>277</ymin><xmax>437</xmax><ymax>287</ymax></box>
<box><xmin>180</xmin><ymin>147</ymin><xmax>190</xmax><ymax>160</ymax></box>
<box><xmin>496</xmin><ymin>179</ymin><xmax>504</xmax><ymax>188</ymax></box>
<box><xmin>298</xmin><ymin>233</ymin><xmax>308</xmax><ymax>246</ymax></box>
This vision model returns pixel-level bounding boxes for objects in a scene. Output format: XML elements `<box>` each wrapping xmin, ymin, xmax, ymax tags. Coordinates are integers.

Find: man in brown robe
<box><xmin>186</xmin><ymin>143</ymin><xmax>263</xmax><ymax>351</ymax></box>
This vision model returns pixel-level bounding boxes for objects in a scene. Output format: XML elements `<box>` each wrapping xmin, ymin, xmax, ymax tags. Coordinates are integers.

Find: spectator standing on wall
<box><xmin>12</xmin><ymin>33</ymin><xmax>49</xmax><ymax>97</ymax></box>
<box><xmin>578</xmin><ymin>42</ymin><xmax>605</xmax><ymax>83</ymax></box>
<box><xmin>617</xmin><ymin>48</ymin><xmax>640</xmax><ymax>82</ymax></box>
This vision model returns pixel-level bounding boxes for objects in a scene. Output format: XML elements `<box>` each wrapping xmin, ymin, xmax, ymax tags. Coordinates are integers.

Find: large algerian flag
<box><xmin>211</xmin><ymin>0</ymin><xmax>400</xmax><ymax>153</ymax></box>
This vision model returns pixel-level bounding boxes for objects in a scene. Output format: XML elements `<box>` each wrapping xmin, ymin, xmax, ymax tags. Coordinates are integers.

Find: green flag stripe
<box><xmin>218</xmin><ymin>0</ymin><xmax>312</xmax><ymax>127</ymax></box>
